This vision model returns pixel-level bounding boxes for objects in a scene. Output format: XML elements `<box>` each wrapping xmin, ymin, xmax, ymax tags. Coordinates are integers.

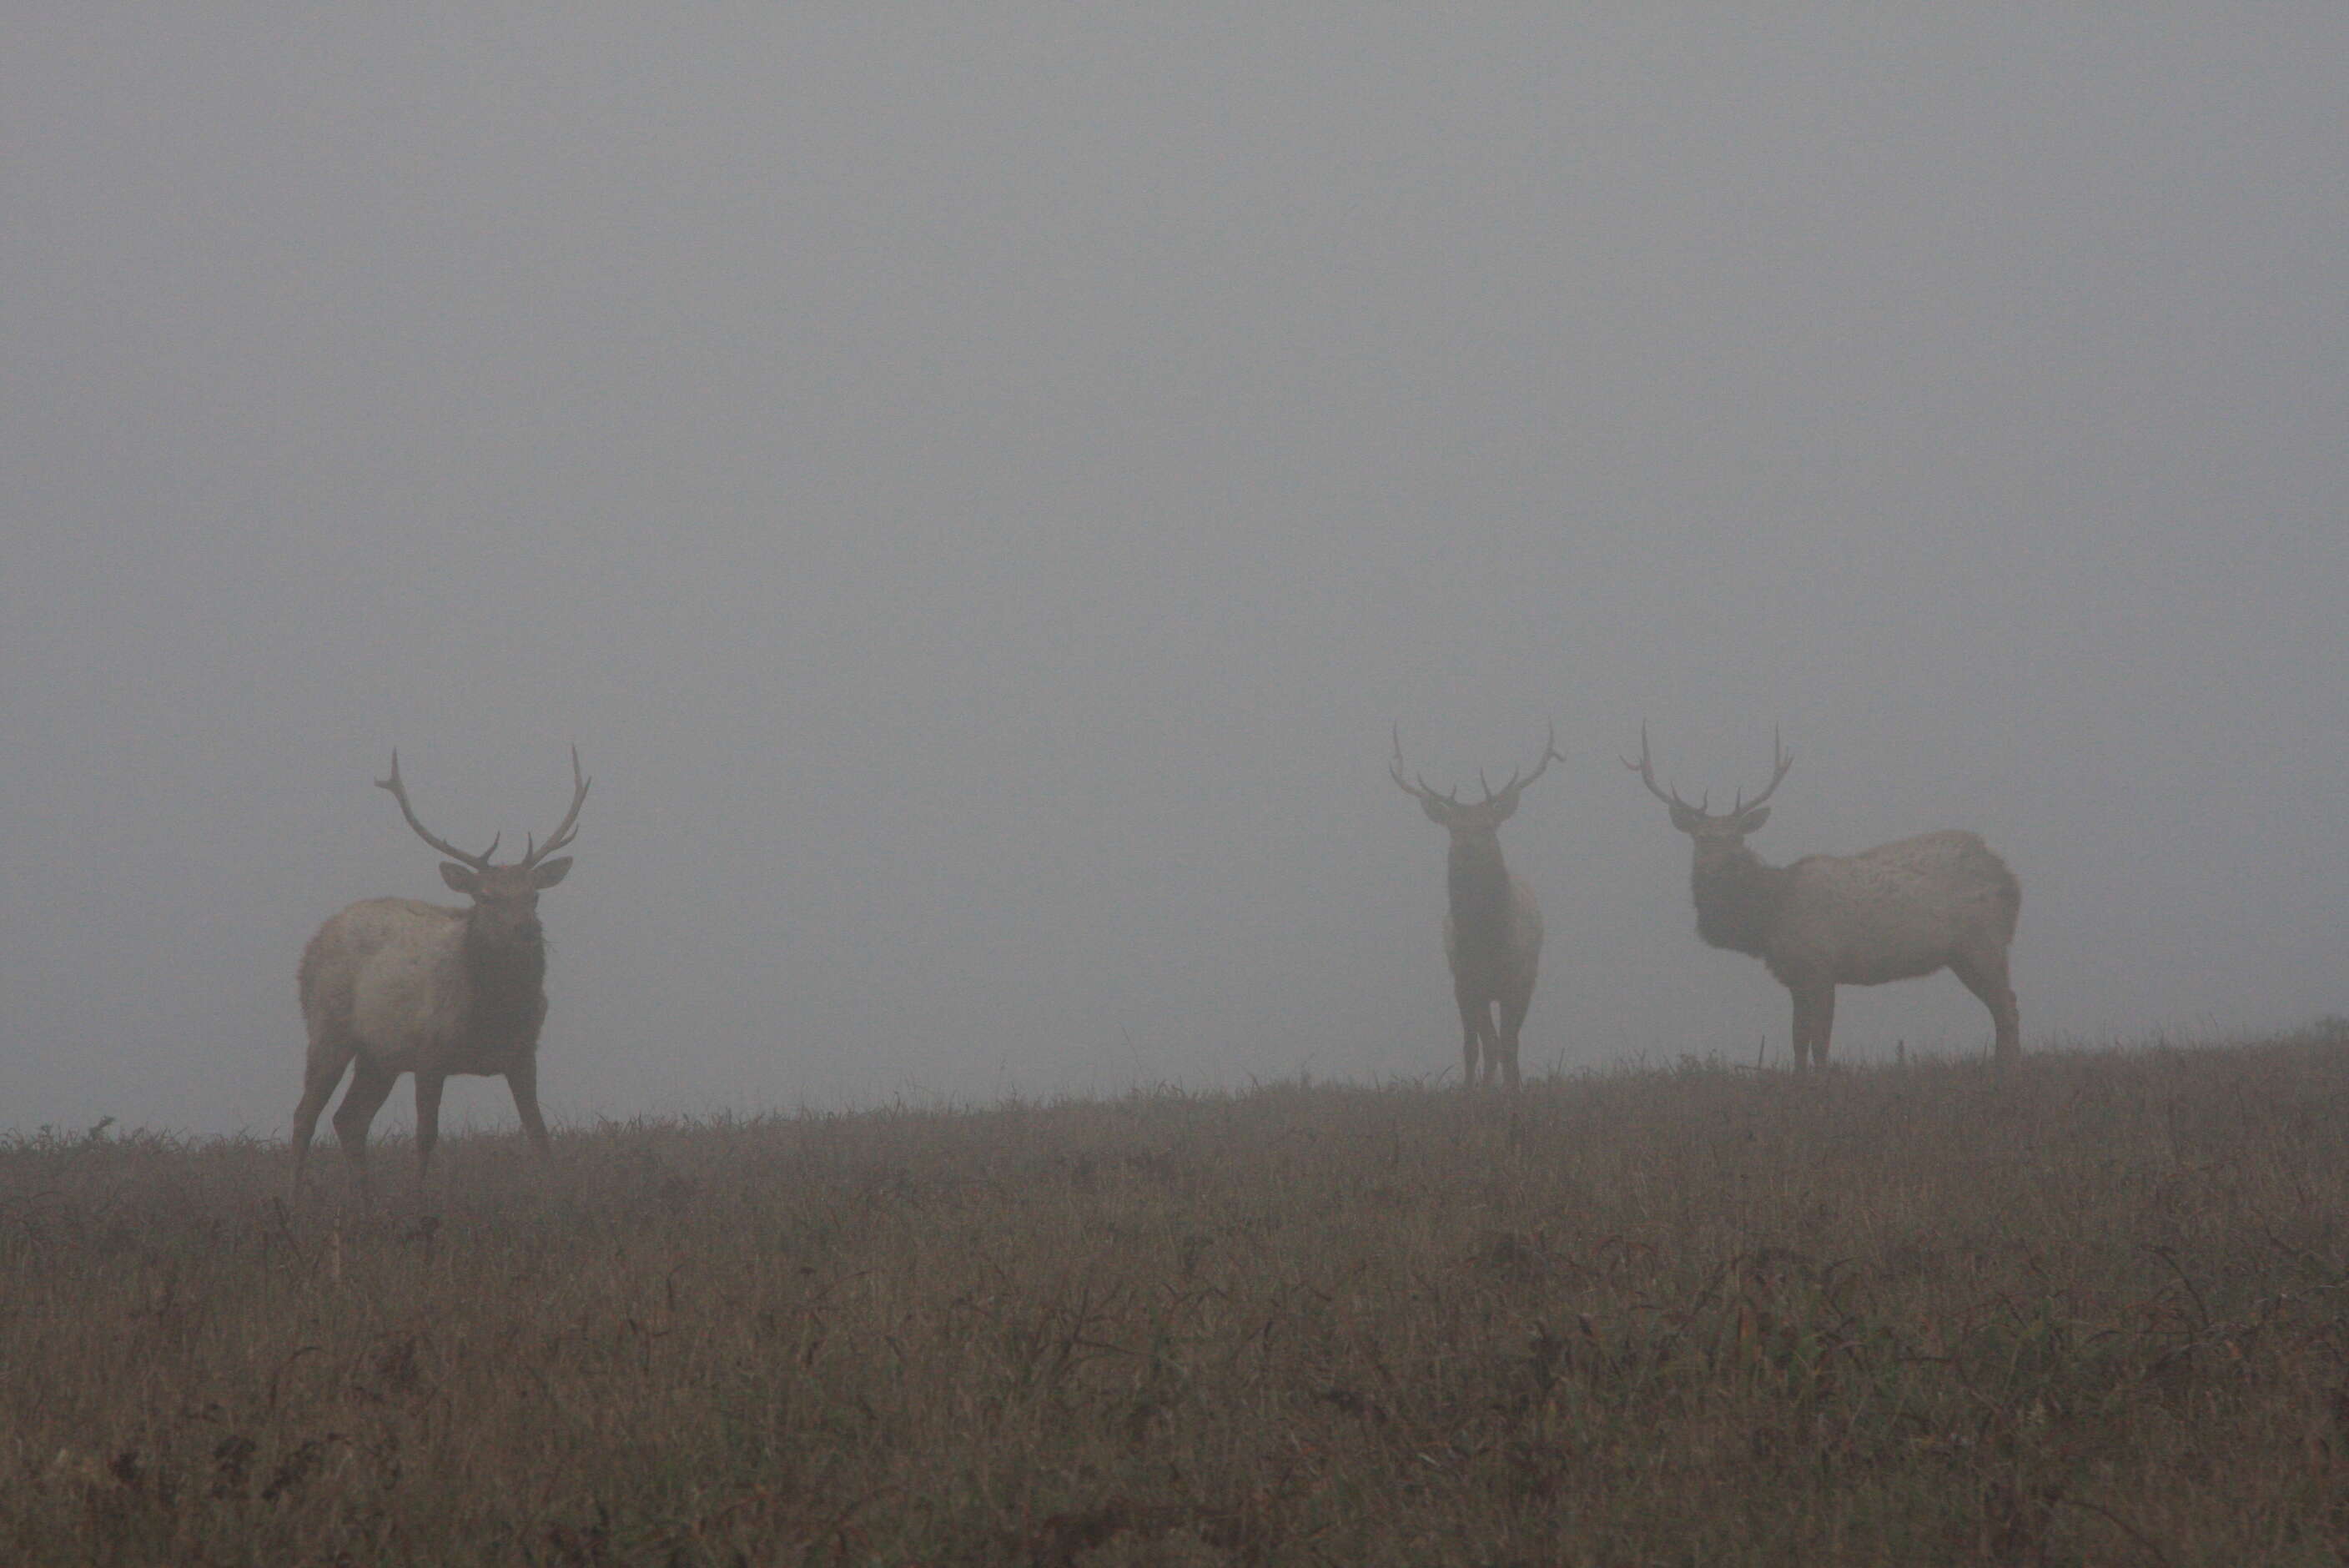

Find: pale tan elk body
<box><xmin>291</xmin><ymin>749</ymin><xmax>588</xmax><ymax>1194</ymax></box>
<box><xmin>1391</xmin><ymin>726</ymin><xmax>1562</xmax><ymax>1088</ymax></box>
<box><xmin>1627</xmin><ymin>729</ymin><xmax>2020</xmax><ymax>1070</ymax></box>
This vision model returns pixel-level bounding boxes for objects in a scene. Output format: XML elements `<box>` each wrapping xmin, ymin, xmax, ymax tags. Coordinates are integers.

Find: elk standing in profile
<box><xmin>291</xmin><ymin>748</ymin><xmax>589</xmax><ymax>1195</ymax></box>
<box><xmin>1390</xmin><ymin>724</ymin><xmax>1562</xmax><ymax>1089</ymax></box>
<box><xmin>1625</xmin><ymin>727</ymin><xmax>2020</xmax><ymax>1071</ymax></box>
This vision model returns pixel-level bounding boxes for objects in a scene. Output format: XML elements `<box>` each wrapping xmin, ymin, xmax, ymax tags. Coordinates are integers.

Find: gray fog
<box><xmin>6</xmin><ymin>9</ymin><xmax>2345</xmax><ymax>1138</ymax></box>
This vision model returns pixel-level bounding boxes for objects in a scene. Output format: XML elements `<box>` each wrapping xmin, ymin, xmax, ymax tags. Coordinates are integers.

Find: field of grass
<box><xmin>8</xmin><ymin>1028</ymin><xmax>2349</xmax><ymax>1565</ymax></box>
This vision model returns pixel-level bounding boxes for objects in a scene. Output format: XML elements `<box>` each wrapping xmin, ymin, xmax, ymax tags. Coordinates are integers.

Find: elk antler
<box><xmin>1729</xmin><ymin>728</ymin><xmax>1793</xmax><ymax>817</ymax></box>
<box><xmin>1485</xmin><ymin>721</ymin><xmax>1563</xmax><ymax>805</ymax></box>
<box><xmin>521</xmin><ymin>746</ymin><xmax>591</xmax><ymax>867</ymax></box>
<box><xmin>1389</xmin><ymin>724</ymin><xmax>1464</xmax><ymax>808</ymax></box>
<box><xmin>1621</xmin><ymin>723</ymin><xmax>1704</xmax><ymax>814</ymax></box>
<box><xmin>377</xmin><ymin>752</ymin><xmax>500</xmax><ymax>869</ymax></box>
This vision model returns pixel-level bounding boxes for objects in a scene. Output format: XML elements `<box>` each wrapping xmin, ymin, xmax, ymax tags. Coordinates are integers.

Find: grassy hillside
<box><xmin>7</xmin><ymin>1029</ymin><xmax>2349</xmax><ymax>1565</ymax></box>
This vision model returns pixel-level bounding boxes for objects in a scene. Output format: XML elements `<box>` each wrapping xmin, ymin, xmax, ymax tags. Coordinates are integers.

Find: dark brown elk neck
<box><xmin>462</xmin><ymin>919</ymin><xmax>548</xmax><ymax>1029</ymax></box>
<box><xmin>1690</xmin><ymin>843</ymin><xmax>1792</xmax><ymax>958</ymax></box>
<box><xmin>1448</xmin><ymin>833</ymin><xmax>1513</xmax><ymax>943</ymax></box>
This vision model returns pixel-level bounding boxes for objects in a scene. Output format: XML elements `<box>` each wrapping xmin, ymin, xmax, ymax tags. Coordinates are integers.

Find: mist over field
<box><xmin>4</xmin><ymin>8</ymin><xmax>2345</xmax><ymax>1138</ymax></box>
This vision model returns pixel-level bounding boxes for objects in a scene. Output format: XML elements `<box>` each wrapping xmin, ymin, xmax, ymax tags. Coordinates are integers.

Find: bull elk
<box><xmin>291</xmin><ymin>748</ymin><xmax>589</xmax><ymax>1195</ymax></box>
<box><xmin>1625</xmin><ymin>727</ymin><xmax>2020</xmax><ymax>1070</ymax></box>
<box><xmin>1390</xmin><ymin>724</ymin><xmax>1562</xmax><ymax>1088</ymax></box>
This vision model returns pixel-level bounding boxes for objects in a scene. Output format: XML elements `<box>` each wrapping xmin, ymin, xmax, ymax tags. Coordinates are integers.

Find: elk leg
<box><xmin>414</xmin><ymin>1072</ymin><xmax>445</xmax><ymax>1188</ymax></box>
<box><xmin>332</xmin><ymin>1059</ymin><xmax>399</xmax><ymax>1197</ymax></box>
<box><xmin>1951</xmin><ymin>952</ymin><xmax>2021</xmax><ymax>1065</ymax></box>
<box><xmin>289</xmin><ymin>1039</ymin><xmax>354</xmax><ymax>1195</ymax></box>
<box><xmin>1788</xmin><ymin>986</ymin><xmax>1833</xmax><ymax>1072</ymax></box>
<box><xmin>507</xmin><ymin>1056</ymin><xmax>553</xmax><ymax>1156</ymax></box>
<box><xmin>1473</xmin><ymin>1003</ymin><xmax>1502</xmax><ymax>1087</ymax></box>
<box><xmin>1454</xmin><ymin>989</ymin><xmax>1489</xmax><ymax>1087</ymax></box>
<box><xmin>1496</xmin><ymin>979</ymin><xmax>1533</xmax><ymax>1091</ymax></box>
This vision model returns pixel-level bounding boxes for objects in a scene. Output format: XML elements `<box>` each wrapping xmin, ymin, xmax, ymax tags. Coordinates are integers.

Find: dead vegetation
<box><xmin>8</xmin><ymin>1026</ymin><xmax>2349</xmax><ymax>1564</ymax></box>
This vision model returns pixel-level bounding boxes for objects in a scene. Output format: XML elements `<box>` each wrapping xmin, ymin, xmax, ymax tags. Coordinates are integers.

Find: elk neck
<box><xmin>460</xmin><ymin>912</ymin><xmax>549</xmax><ymax>1033</ymax></box>
<box><xmin>1689</xmin><ymin>841</ymin><xmax>1791</xmax><ymax>958</ymax></box>
<box><xmin>1446</xmin><ymin>830</ymin><xmax>1514</xmax><ymax>947</ymax></box>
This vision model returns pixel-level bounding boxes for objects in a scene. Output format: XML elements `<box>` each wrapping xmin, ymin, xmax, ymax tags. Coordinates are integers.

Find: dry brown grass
<box><xmin>8</xmin><ymin>1027</ymin><xmax>2349</xmax><ymax>1565</ymax></box>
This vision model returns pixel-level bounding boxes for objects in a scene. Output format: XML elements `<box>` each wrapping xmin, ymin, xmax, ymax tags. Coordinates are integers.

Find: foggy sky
<box><xmin>6</xmin><ymin>8</ymin><xmax>2345</xmax><ymax>1138</ymax></box>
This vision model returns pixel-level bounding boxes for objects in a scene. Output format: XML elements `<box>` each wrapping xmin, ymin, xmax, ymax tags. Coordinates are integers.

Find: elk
<box><xmin>1390</xmin><ymin>724</ymin><xmax>1562</xmax><ymax>1088</ymax></box>
<box><xmin>1624</xmin><ymin>727</ymin><xmax>2020</xmax><ymax>1070</ymax></box>
<box><xmin>291</xmin><ymin>747</ymin><xmax>589</xmax><ymax>1195</ymax></box>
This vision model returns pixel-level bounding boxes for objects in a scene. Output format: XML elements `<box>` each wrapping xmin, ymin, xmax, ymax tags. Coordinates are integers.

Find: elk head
<box><xmin>1622</xmin><ymin>725</ymin><xmax>1793</xmax><ymax>853</ymax></box>
<box><xmin>377</xmin><ymin>747</ymin><xmax>590</xmax><ymax>946</ymax></box>
<box><xmin>1390</xmin><ymin>723</ymin><xmax>1562</xmax><ymax>845</ymax></box>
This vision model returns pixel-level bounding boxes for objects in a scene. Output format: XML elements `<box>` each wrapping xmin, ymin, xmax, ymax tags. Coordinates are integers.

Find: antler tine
<box><xmin>1507</xmin><ymin>719</ymin><xmax>1562</xmax><ymax>798</ymax></box>
<box><xmin>521</xmin><ymin>745</ymin><xmax>591</xmax><ymax>867</ymax></box>
<box><xmin>1619</xmin><ymin>722</ymin><xmax>1698</xmax><ymax>812</ymax></box>
<box><xmin>1732</xmin><ymin>726</ymin><xmax>1795</xmax><ymax>816</ymax></box>
<box><xmin>1388</xmin><ymin>723</ymin><xmax>1416</xmax><ymax>796</ymax></box>
<box><xmin>1390</xmin><ymin>725</ymin><xmax>1466</xmax><ymax>807</ymax></box>
<box><xmin>376</xmin><ymin>751</ymin><xmax>500</xmax><ymax>869</ymax></box>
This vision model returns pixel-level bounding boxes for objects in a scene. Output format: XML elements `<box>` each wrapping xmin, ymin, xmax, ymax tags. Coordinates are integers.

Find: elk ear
<box><xmin>1418</xmin><ymin>797</ymin><xmax>1451</xmax><ymax>824</ymax></box>
<box><xmin>530</xmin><ymin>856</ymin><xmax>573</xmax><ymax>889</ymax></box>
<box><xmin>1735</xmin><ymin>805</ymin><xmax>1771</xmax><ymax>834</ymax></box>
<box><xmin>1667</xmin><ymin>803</ymin><xmax>1705</xmax><ymax>834</ymax></box>
<box><xmin>440</xmin><ymin>862</ymin><xmax>482</xmax><ymax>894</ymax></box>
